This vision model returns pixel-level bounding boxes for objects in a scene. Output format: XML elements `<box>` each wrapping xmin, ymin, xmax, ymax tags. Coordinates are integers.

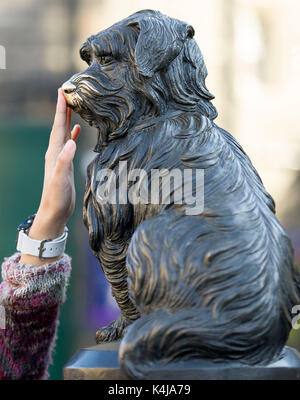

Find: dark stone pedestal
<box><xmin>63</xmin><ymin>343</ymin><xmax>300</xmax><ymax>380</ymax></box>
<box><xmin>64</xmin><ymin>342</ymin><xmax>128</xmax><ymax>380</ymax></box>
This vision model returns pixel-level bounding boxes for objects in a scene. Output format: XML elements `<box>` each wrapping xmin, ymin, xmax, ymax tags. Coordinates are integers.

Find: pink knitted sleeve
<box><xmin>0</xmin><ymin>252</ymin><xmax>71</xmax><ymax>380</ymax></box>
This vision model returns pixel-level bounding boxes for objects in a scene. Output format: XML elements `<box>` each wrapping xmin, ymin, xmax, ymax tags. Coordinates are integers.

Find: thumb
<box><xmin>55</xmin><ymin>139</ymin><xmax>77</xmax><ymax>174</ymax></box>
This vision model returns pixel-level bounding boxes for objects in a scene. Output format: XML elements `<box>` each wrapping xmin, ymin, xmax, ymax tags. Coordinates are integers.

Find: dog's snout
<box><xmin>62</xmin><ymin>81</ymin><xmax>76</xmax><ymax>94</ymax></box>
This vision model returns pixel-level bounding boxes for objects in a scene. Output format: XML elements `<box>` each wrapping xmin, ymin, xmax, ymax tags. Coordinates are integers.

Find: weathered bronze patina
<box><xmin>63</xmin><ymin>10</ymin><xmax>300</xmax><ymax>379</ymax></box>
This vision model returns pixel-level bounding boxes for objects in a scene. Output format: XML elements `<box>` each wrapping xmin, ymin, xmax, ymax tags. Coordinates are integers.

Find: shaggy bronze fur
<box><xmin>63</xmin><ymin>10</ymin><xmax>300</xmax><ymax>379</ymax></box>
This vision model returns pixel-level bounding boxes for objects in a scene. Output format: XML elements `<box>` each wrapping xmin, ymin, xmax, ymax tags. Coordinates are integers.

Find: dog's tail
<box><xmin>119</xmin><ymin>212</ymin><xmax>296</xmax><ymax>379</ymax></box>
<box><xmin>118</xmin><ymin>308</ymin><xmax>237</xmax><ymax>379</ymax></box>
<box><xmin>118</xmin><ymin>305</ymin><xmax>286</xmax><ymax>379</ymax></box>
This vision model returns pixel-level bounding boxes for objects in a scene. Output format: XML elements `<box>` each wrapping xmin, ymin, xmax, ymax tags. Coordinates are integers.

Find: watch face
<box><xmin>17</xmin><ymin>214</ymin><xmax>36</xmax><ymax>232</ymax></box>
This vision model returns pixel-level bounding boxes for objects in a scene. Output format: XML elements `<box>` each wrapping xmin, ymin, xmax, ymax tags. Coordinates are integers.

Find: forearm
<box><xmin>0</xmin><ymin>252</ymin><xmax>71</xmax><ymax>380</ymax></box>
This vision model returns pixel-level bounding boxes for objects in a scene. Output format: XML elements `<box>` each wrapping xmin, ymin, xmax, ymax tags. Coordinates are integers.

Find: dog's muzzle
<box><xmin>61</xmin><ymin>80</ymin><xmax>77</xmax><ymax>107</ymax></box>
<box><xmin>62</xmin><ymin>80</ymin><xmax>76</xmax><ymax>94</ymax></box>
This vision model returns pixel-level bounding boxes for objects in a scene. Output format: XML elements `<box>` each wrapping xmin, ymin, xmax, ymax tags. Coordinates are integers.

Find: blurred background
<box><xmin>0</xmin><ymin>0</ymin><xmax>300</xmax><ymax>379</ymax></box>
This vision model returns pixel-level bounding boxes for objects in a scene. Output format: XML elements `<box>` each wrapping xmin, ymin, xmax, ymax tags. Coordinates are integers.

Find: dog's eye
<box><xmin>80</xmin><ymin>48</ymin><xmax>92</xmax><ymax>65</ymax></box>
<box><xmin>98</xmin><ymin>55</ymin><xmax>114</xmax><ymax>65</ymax></box>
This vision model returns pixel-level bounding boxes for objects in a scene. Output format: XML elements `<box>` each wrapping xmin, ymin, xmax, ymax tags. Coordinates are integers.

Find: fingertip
<box><xmin>56</xmin><ymin>88</ymin><xmax>66</xmax><ymax>110</ymax></box>
<box><xmin>74</xmin><ymin>124</ymin><xmax>81</xmax><ymax>133</ymax></box>
<box><xmin>57</xmin><ymin>87</ymin><xmax>63</xmax><ymax>99</ymax></box>
<box><xmin>71</xmin><ymin>124</ymin><xmax>81</xmax><ymax>141</ymax></box>
<box><xmin>65</xmin><ymin>139</ymin><xmax>76</xmax><ymax>154</ymax></box>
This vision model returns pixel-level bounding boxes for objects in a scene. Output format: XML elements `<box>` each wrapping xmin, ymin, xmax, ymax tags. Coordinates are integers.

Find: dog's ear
<box><xmin>128</xmin><ymin>13</ymin><xmax>194</xmax><ymax>77</ymax></box>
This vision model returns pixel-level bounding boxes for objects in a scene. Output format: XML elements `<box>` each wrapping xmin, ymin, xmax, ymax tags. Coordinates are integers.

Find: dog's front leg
<box><xmin>94</xmin><ymin>239</ymin><xmax>140</xmax><ymax>343</ymax></box>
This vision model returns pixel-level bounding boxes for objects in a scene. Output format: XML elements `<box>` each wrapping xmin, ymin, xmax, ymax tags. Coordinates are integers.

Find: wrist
<box><xmin>29</xmin><ymin>210</ymin><xmax>65</xmax><ymax>241</ymax></box>
<box><xmin>20</xmin><ymin>253</ymin><xmax>62</xmax><ymax>267</ymax></box>
<box><xmin>20</xmin><ymin>216</ymin><xmax>64</xmax><ymax>266</ymax></box>
<box><xmin>17</xmin><ymin>211</ymin><xmax>68</xmax><ymax>267</ymax></box>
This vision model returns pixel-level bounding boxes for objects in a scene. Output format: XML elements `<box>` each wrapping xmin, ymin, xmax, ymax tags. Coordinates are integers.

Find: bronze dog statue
<box><xmin>62</xmin><ymin>10</ymin><xmax>300</xmax><ymax>379</ymax></box>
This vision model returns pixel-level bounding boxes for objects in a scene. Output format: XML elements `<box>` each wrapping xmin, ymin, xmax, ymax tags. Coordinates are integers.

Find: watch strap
<box><xmin>17</xmin><ymin>228</ymin><xmax>68</xmax><ymax>259</ymax></box>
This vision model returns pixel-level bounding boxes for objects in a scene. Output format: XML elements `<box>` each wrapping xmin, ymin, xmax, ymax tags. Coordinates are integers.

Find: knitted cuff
<box><xmin>0</xmin><ymin>252</ymin><xmax>71</xmax><ymax>309</ymax></box>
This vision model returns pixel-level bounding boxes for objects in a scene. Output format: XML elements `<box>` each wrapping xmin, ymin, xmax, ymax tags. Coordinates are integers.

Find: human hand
<box><xmin>20</xmin><ymin>88</ymin><xmax>81</xmax><ymax>266</ymax></box>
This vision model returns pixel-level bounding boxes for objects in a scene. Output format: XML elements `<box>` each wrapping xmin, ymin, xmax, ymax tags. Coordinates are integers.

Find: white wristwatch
<box><xmin>16</xmin><ymin>214</ymin><xmax>68</xmax><ymax>259</ymax></box>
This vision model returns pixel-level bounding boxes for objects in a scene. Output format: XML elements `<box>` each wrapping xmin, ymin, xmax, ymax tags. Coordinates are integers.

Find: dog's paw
<box><xmin>95</xmin><ymin>325</ymin><xmax>120</xmax><ymax>343</ymax></box>
<box><xmin>95</xmin><ymin>315</ymin><xmax>131</xmax><ymax>344</ymax></box>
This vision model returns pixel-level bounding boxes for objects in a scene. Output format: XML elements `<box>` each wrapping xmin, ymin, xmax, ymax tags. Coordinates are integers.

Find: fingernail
<box><xmin>72</xmin><ymin>124</ymin><xmax>80</xmax><ymax>132</ymax></box>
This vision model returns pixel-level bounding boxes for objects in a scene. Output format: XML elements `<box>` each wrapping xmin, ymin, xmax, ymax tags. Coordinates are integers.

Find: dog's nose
<box><xmin>62</xmin><ymin>81</ymin><xmax>76</xmax><ymax>94</ymax></box>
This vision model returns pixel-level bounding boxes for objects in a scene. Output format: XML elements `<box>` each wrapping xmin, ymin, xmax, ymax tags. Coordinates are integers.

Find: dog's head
<box><xmin>62</xmin><ymin>10</ymin><xmax>217</xmax><ymax>150</ymax></box>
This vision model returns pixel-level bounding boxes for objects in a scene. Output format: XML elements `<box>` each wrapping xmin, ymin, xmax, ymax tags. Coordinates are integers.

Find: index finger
<box><xmin>49</xmin><ymin>88</ymin><xmax>68</xmax><ymax>148</ymax></box>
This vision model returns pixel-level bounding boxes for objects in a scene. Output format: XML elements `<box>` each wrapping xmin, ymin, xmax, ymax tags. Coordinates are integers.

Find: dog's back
<box><xmin>114</xmin><ymin>113</ymin><xmax>300</xmax><ymax>378</ymax></box>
